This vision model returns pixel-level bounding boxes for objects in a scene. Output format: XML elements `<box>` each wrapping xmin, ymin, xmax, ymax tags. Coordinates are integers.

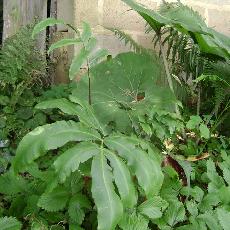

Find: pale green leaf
<box><xmin>106</xmin><ymin>149</ymin><xmax>137</xmax><ymax>208</ymax></box>
<box><xmin>0</xmin><ymin>217</ymin><xmax>22</xmax><ymax>230</ymax></box>
<box><xmin>13</xmin><ymin>121</ymin><xmax>101</xmax><ymax>172</ymax></box>
<box><xmin>104</xmin><ymin>135</ymin><xmax>164</xmax><ymax>197</ymax></box>
<box><xmin>32</xmin><ymin>18</ymin><xmax>65</xmax><ymax>38</ymax></box>
<box><xmin>199</xmin><ymin>123</ymin><xmax>210</xmax><ymax>139</ymax></box>
<box><xmin>54</xmin><ymin>142</ymin><xmax>100</xmax><ymax>182</ymax></box>
<box><xmin>91</xmin><ymin>153</ymin><xmax>123</xmax><ymax>230</ymax></box>
<box><xmin>89</xmin><ymin>49</ymin><xmax>108</xmax><ymax>67</ymax></box>
<box><xmin>217</xmin><ymin>208</ymin><xmax>230</xmax><ymax>230</ymax></box>
<box><xmin>48</xmin><ymin>38</ymin><xmax>81</xmax><ymax>54</ymax></box>
<box><xmin>36</xmin><ymin>98</ymin><xmax>79</xmax><ymax>115</ymax></box>
<box><xmin>69</xmin><ymin>47</ymin><xmax>89</xmax><ymax>80</ymax></box>
<box><xmin>38</xmin><ymin>186</ymin><xmax>69</xmax><ymax>212</ymax></box>
<box><xmin>138</xmin><ymin>196</ymin><xmax>168</xmax><ymax>219</ymax></box>
<box><xmin>81</xmin><ymin>22</ymin><xmax>92</xmax><ymax>43</ymax></box>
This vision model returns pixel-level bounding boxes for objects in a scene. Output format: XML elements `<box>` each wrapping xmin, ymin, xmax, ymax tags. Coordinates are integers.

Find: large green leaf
<box><xmin>105</xmin><ymin>135</ymin><xmax>164</xmax><ymax>197</ymax></box>
<box><xmin>72</xmin><ymin>52</ymin><xmax>172</xmax><ymax>133</ymax></box>
<box><xmin>32</xmin><ymin>18</ymin><xmax>65</xmax><ymax>38</ymax></box>
<box><xmin>105</xmin><ymin>149</ymin><xmax>137</xmax><ymax>208</ymax></box>
<box><xmin>36</xmin><ymin>98</ymin><xmax>79</xmax><ymax>116</ymax></box>
<box><xmin>0</xmin><ymin>217</ymin><xmax>22</xmax><ymax>230</ymax></box>
<box><xmin>13</xmin><ymin>121</ymin><xmax>101</xmax><ymax>172</ymax></box>
<box><xmin>91</xmin><ymin>152</ymin><xmax>123</xmax><ymax>230</ymax></box>
<box><xmin>54</xmin><ymin>142</ymin><xmax>100</xmax><ymax>182</ymax></box>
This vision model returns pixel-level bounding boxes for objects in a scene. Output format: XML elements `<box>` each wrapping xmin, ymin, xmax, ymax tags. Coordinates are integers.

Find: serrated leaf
<box><xmin>91</xmin><ymin>152</ymin><xmax>123</xmax><ymax>230</ymax></box>
<box><xmin>198</xmin><ymin>211</ymin><xmax>222</xmax><ymax>230</ymax></box>
<box><xmin>81</xmin><ymin>22</ymin><xmax>92</xmax><ymax>43</ymax></box>
<box><xmin>38</xmin><ymin>186</ymin><xmax>69</xmax><ymax>212</ymax></box>
<box><xmin>68</xmin><ymin>194</ymin><xmax>91</xmax><ymax>224</ymax></box>
<box><xmin>13</xmin><ymin>121</ymin><xmax>101</xmax><ymax>172</ymax></box>
<box><xmin>48</xmin><ymin>38</ymin><xmax>81</xmax><ymax>54</ymax></box>
<box><xmin>54</xmin><ymin>142</ymin><xmax>100</xmax><ymax>182</ymax></box>
<box><xmin>105</xmin><ymin>149</ymin><xmax>137</xmax><ymax>208</ymax></box>
<box><xmin>119</xmin><ymin>212</ymin><xmax>150</xmax><ymax>230</ymax></box>
<box><xmin>32</xmin><ymin>18</ymin><xmax>65</xmax><ymax>38</ymax></box>
<box><xmin>217</xmin><ymin>208</ymin><xmax>230</xmax><ymax>230</ymax></box>
<box><xmin>36</xmin><ymin>98</ymin><xmax>79</xmax><ymax>115</ymax></box>
<box><xmin>104</xmin><ymin>135</ymin><xmax>164</xmax><ymax>197</ymax></box>
<box><xmin>164</xmin><ymin>200</ymin><xmax>185</xmax><ymax>227</ymax></box>
<box><xmin>199</xmin><ymin>123</ymin><xmax>210</xmax><ymax>139</ymax></box>
<box><xmin>0</xmin><ymin>217</ymin><xmax>22</xmax><ymax>230</ymax></box>
<box><xmin>0</xmin><ymin>171</ymin><xmax>27</xmax><ymax>195</ymax></box>
<box><xmin>138</xmin><ymin>196</ymin><xmax>168</xmax><ymax>219</ymax></box>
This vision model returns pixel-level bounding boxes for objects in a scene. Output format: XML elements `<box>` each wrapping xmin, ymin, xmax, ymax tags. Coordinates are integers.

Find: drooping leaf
<box><xmin>0</xmin><ymin>217</ymin><xmax>22</xmax><ymax>230</ymax></box>
<box><xmin>38</xmin><ymin>186</ymin><xmax>69</xmax><ymax>212</ymax></box>
<box><xmin>138</xmin><ymin>196</ymin><xmax>168</xmax><ymax>219</ymax></box>
<box><xmin>13</xmin><ymin>121</ymin><xmax>101</xmax><ymax>172</ymax></box>
<box><xmin>105</xmin><ymin>135</ymin><xmax>164</xmax><ymax>197</ymax></box>
<box><xmin>54</xmin><ymin>142</ymin><xmax>100</xmax><ymax>182</ymax></box>
<box><xmin>48</xmin><ymin>38</ymin><xmax>81</xmax><ymax>54</ymax></box>
<box><xmin>32</xmin><ymin>18</ymin><xmax>65</xmax><ymax>38</ymax></box>
<box><xmin>91</xmin><ymin>152</ymin><xmax>123</xmax><ymax>230</ymax></box>
<box><xmin>36</xmin><ymin>98</ymin><xmax>79</xmax><ymax>116</ymax></box>
<box><xmin>105</xmin><ymin>149</ymin><xmax>137</xmax><ymax>208</ymax></box>
<box><xmin>89</xmin><ymin>49</ymin><xmax>108</xmax><ymax>67</ymax></box>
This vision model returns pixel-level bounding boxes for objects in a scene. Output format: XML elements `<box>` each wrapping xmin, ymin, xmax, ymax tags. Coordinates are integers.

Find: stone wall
<box><xmin>63</xmin><ymin>0</ymin><xmax>230</xmax><ymax>56</ymax></box>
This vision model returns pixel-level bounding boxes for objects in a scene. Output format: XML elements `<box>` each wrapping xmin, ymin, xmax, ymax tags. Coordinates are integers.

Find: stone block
<box><xmin>208</xmin><ymin>9</ymin><xmax>230</xmax><ymax>36</ymax></box>
<box><xmin>74</xmin><ymin>0</ymin><xmax>99</xmax><ymax>28</ymax></box>
<box><xmin>103</xmin><ymin>0</ymin><xmax>157</xmax><ymax>32</ymax></box>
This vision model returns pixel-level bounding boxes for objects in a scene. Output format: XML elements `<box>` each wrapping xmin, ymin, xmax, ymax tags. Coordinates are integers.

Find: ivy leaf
<box><xmin>138</xmin><ymin>196</ymin><xmax>168</xmax><ymax>219</ymax></box>
<box><xmin>199</xmin><ymin>123</ymin><xmax>210</xmax><ymax>139</ymax></box>
<box><xmin>91</xmin><ymin>152</ymin><xmax>123</xmax><ymax>230</ymax></box>
<box><xmin>13</xmin><ymin>121</ymin><xmax>101</xmax><ymax>172</ymax></box>
<box><xmin>54</xmin><ymin>142</ymin><xmax>100</xmax><ymax>182</ymax></box>
<box><xmin>0</xmin><ymin>217</ymin><xmax>22</xmax><ymax>230</ymax></box>
<box><xmin>38</xmin><ymin>186</ymin><xmax>69</xmax><ymax>212</ymax></box>
<box><xmin>105</xmin><ymin>135</ymin><xmax>164</xmax><ymax>197</ymax></box>
<box><xmin>106</xmin><ymin>149</ymin><xmax>137</xmax><ymax>208</ymax></box>
<box><xmin>48</xmin><ymin>38</ymin><xmax>81</xmax><ymax>54</ymax></box>
<box><xmin>217</xmin><ymin>208</ymin><xmax>230</xmax><ymax>230</ymax></box>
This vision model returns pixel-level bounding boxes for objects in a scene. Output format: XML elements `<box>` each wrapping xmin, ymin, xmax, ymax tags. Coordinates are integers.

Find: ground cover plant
<box><xmin>0</xmin><ymin>0</ymin><xmax>230</xmax><ymax>229</ymax></box>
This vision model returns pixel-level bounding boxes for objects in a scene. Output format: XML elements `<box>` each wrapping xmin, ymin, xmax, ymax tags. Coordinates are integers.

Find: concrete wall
<box><xmin>62</xmin><ymin>0</ymin><xmax>230</xmax><ymax>56</ymax></box>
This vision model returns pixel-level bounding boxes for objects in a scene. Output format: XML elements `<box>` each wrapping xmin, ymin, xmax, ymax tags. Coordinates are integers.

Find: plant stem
<box><xmin>158</xmin><ymin>33</ymin><xmax>180</xmax><ymax>117</ymax></box>
<box><xmin>87</xmin><ymin>58</ymin><xmax>92</xmax><ymax>105</ymax></box>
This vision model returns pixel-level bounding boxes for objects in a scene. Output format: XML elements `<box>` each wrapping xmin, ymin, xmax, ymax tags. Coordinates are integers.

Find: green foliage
<box><xmin>0</xmin><ymin>216</ymin><xmax>22</xmax><ymax>230</ymax></box>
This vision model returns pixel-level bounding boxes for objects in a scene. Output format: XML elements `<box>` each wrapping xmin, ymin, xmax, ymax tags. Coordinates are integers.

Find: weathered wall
<box><xmin>67</xmin><ymin>0</ymin><xmax>230</xmax><ymax>56</ymax></box>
